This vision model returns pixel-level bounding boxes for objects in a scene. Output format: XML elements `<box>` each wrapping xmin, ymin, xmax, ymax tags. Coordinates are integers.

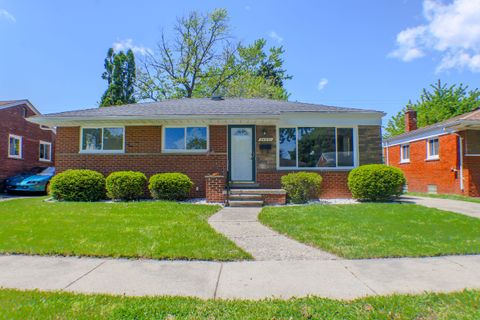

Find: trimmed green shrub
<box><xmin>50</xmin><ymin>169</ymin><xmax>106</xmax><ymax>202</ymax></box>
<box><xmin>106</xmin><ymin>171</ymin><xmax>147</xmax><ymax>201</ymax></box>
<box><xmin>348</xmin><ymin>164</ymin><xmax>406</xmax><ymax>201</ymax></box>
<box><xmin>148</xmin><ymin>173</ymin><xmax>193</xmax><ymax>200</ymax></box>
<box><xmin>281</xmin><ymin>172</ymin><xmax>323</xmax><ymax>204</ymax></box>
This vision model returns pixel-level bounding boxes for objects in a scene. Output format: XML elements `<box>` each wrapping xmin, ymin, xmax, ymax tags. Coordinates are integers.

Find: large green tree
<box><xmin>136</xmin><ymin>9</ymin><xmax>291</xmax><ymax>101</ymax></box>
<box><xmin>100</xmin><ymin>48</ymin><xmax>136</xmax><ymax>107</ymax></box>
<box><xmin>385</xmin><ymin>80</ymin><xmax>480</xmax><ymax>137</ymax></box>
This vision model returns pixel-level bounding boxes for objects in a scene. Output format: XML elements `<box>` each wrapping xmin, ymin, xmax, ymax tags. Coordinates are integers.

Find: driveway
<box><xmin>0</xmin><ymin>193</ymin><xmax>38</xmax><ymax>202</ymax></box>
<box><xmin>402</xmin><ymin>195</ymin><xmax>480</xmax><ymax>219</ymax></box>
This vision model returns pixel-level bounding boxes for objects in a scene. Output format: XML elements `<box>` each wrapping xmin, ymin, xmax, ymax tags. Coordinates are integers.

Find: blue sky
<box><xmin>1</xmin><ymin>0</ymin><xmax>480</xmax><ymax>123</ymax></box>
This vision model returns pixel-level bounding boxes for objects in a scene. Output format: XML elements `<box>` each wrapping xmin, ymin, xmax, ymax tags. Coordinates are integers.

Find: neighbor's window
<box><xmin>164</xmin><ymin>127</ymin><xmax>207</xmax><ymax>151</ymax></box>
<box><xmin>427</xmin><ymin>138</ymin><xmax>439</xmax><ymax>159</ymax></box>
<box><xmin>400</xmin><ymin>144</ymin><xmax>410</xmax><ymax>163</ymax></box>
<box><xmin>81</xmin><ymin>127</ymin><xmax>124</xmax><ymax>152</ymax></box>
<box><xmin>278</xmin><ymin>127</ymin><xmax>355</xmax><ymax>168</ymax></box>
<box><xmin>8</xmin><ymin>134</ymin><xmax>22</xmax><ymax>159</ymax></box>
<box><xmin>39</xmin><ymin>141</ymin><xmax>52</xmax><ymax>161</ymax></box>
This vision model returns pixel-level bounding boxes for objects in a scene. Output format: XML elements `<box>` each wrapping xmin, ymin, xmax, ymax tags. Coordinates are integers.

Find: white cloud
<box><xmin>112</xmin><ymin>39</ymin><xmax>152</xmax><ymax>56</ymax></box>
<box><xmin>0</xmin><ymin>9</ymin><xmax>16</xmax><ymax>23</ymax></box>
<box><xmin>317</xmin><ymin>78</ymin><xmax>329</xmax><ymax>91</ymax></box>
<box><xmin>389</xmin><ymin>0</ymin><xmax>480</xmax><ymax>72</ymax></box>
<box><xmin>268</xmin><ymin>31</ymin><xmax>283</xmax><ymax>43</ymax></box>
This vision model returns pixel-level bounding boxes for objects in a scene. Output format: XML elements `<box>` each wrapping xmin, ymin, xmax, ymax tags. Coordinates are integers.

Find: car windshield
<box><xmin>37</xmin><ymin>167</ymin><xmax>55</xmax><ymax>176</ymax></box>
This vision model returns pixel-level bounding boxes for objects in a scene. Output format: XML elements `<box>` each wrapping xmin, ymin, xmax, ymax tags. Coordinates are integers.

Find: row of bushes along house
<box><xmin>50</xmin><ymin>165</ymin><xmax>406</xmax><ymax>204</ymax></box>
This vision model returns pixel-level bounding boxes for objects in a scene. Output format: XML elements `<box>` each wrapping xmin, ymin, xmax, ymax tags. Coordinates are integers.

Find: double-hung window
<box><xmin>427</xmin><ymin>138</ymin><xmax>439</xmax><ymax>160</ymax></box>
<box><xmin>8</xmin><ymin>134</ymin><xmax>22</xmax><ymax>159</ymax></box>
<box><xmin>163</xmin><ymin>126</ymin><xmax>208</xmax><ymax>152</ymax></box>
<box><xmin>278</xmin><ymin>127</ymin><xmax>355</xmax><ymax>168</ymax></box>
<box><xmin>81</xmin><ymin>127</ymin><xmax>124</xmax><ymax>152</ymax></box>
<box><xmin>400</xmin><ymin>144</ymin><xmax>410</xmax><ymax>163</ymax></box>
<box><xmin>39</xmin><ymin>141</ymin><xmax>52</xmax><ymax>161</ymax></box>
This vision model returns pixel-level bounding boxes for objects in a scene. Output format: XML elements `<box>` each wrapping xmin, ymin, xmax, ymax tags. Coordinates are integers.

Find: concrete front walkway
<box><xmin>208</xmin><ymin>207</ymin><xmax>338</xmax><ymax>261</ymax></box>
<box><xmin>403</xmin><ymin>195</ymin><xmax>480</xmax><ymax>219</ymax></box>
<box><xmin>2</xmin><ymin>254</ymin><xmax>480</xmax><ymax>300</ymax></box>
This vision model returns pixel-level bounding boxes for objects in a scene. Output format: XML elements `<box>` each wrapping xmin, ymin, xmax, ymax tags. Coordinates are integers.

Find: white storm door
<box><xmin>230</xmin><ymin>126</ymin><xmax>254</xmax><ymax>181</ymax></box>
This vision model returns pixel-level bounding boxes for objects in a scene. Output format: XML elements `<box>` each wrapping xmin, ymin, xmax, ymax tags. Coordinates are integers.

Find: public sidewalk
<box><xmin>2</xmin><ymin>254</ymin><xmax>480</xmax><ymax>300</ymax></box>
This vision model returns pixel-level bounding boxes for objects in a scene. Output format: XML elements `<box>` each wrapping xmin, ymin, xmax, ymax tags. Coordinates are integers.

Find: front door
<box><xmin>229</xmin><ymin>125</ymin><xmax>255</xmax><ymax>182</ymax></box>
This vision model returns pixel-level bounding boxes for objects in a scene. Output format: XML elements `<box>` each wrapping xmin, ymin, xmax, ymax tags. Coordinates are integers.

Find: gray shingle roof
<box><xmin>38</xmin><ymin>98</ymin><xmax>384</xmax><ymax>118</ymax></box>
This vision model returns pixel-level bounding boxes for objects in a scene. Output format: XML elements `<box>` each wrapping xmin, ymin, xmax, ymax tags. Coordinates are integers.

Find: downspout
<box><xmin>384</xmin><ymin>141</ymin><xmax>390</xmax><ymax>165</ymax></box>
<box><xmin>446</xmin><ymin>128</ymin><xmax>464</xmax><ymax>192</ymax></box>
<box><xmin>457</xmin><ymin>134</ymin><xmax>464</xmax><ymax>191</ymax></box>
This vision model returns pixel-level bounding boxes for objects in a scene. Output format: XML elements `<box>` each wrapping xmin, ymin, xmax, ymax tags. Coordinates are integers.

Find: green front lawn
<box><xmin>0</xmin><ymin>198</ymin><xmax>249</xmax><ymax>261</ymax></box>
<box><xmin>259</xmin><ymin>203</ymin><xmax>480</xmax><ymax>259</ymax></box>
<box><xmin>408</xmin><ymin>192</ymin><xmax>480</xmax><ymax>204</ymax></box>
<box><xmin>2</xmin><ymin>289</ymin><xmax>480</xmax><ymax>319</ymax></box>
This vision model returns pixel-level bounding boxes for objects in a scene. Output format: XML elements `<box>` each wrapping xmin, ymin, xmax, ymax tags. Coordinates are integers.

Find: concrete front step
<box><xmin>229</xmin><ymin>189</ymin><xmax>286</xmax><ymax>195</ymax></box>
<box><xmin>228</xmin><ymin>194</ymin><xmax>263</xmax><ymax>201</ymax></box>
<box><xmin>229</xmin><ymin>200</ymin><xmax>264</xmax><ymax>207</ymax></box>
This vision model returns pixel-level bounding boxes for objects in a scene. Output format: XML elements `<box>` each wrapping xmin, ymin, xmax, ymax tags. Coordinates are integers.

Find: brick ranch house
<box><xmin>384</xmin><ymin>108</ymin><xmax>480</xmax><ymax>197</ymax></box>
<box><xmin>28</xmin><ymin>98</ymin><xmax>384</xmax><ymax>204</ymax></box>
<box><xmin>0</xmin><ymin>100</ymin><xmax>56</xmax><ymax>189</ymax></box>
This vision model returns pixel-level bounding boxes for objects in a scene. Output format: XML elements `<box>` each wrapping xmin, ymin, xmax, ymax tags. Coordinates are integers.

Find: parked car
<box><xmin>5</xmin><ymin>167</ymin><xmax>55</xmax><ymax>193</ymax></box>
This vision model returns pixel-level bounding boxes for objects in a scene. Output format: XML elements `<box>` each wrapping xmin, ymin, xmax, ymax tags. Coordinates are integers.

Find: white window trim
<box><xmin>8</xmin><ymin>134</ymin><xmax>22</xmax><ymax>159</ymax></box>
<box><xmin>162</xmin><ymin>126</ymin><xmax>209</xmax><ymax>153</ymax></box>
<box><xmin>39</xmin><ymin>140</ymin><xmax>52</xmax><ymax>162</ymax></box>
<box><xmin>79</xmin><ymin>126</ymin><xmax>125</xmax><ymax>154</ymax></box>
<box><xmin>276</xmin><ymin>125</ymin><xmax>358</xmax><ymax>170</ymax></box>
<box><xmin>426</xmin><ymin>137</ymin><xmax>440</xmax><ymax>160</ymax></box>
<box><xmin>400</xmin><ymin>143</ymin><xmax>410</xmax><ymax>163</ymax></box>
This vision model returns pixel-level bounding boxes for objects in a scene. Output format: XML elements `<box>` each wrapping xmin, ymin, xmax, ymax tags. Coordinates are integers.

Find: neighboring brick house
<box><xmin>0</xmin><ymin>100</ymin><xmax>56</xmax><ymax>189</ymax></box>
<box><xmin>28</xmin><ymin>98</ymin><xmax>384</xmax><ymax>204</ymax></box>
<box><xmin>383</xmin><ymin>108</ymin><xmax>480</xmax><ymax>197</ymax></box>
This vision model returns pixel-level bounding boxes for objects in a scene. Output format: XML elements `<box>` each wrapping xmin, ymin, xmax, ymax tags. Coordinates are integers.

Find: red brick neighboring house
<box><xmin>0</xmin><ymin>100</ymin><xmax>56</xmax><ymax>189</ymax></box>
<box><xmin>384</xmin><ymin>108</ymin><xmax>480</xmax><ymax>197</ymax></box>
<box><xmin>28</xmin><ymin>98</ymin><xmax>384</xmax><ymax>204</ymax></box>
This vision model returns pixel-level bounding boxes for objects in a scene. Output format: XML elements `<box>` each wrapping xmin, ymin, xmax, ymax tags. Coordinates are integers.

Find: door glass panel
<box><xmin>230</xmin><ymin>127</ymin><xmax>253</xmax><ymax>181</ymax></box>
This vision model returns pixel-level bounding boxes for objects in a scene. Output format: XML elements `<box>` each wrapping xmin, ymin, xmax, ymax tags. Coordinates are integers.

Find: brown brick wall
<box><xmin>55</xmin><ymin>124</ymin><xmax>385</xmax><ymax>199</ymax></box>
<box><xmin>210</xmin><ymin>125</ymin><xmax>227</xmax><ymax>153</ymax></box>
<box><xmin>257</xmin><ymin>170</ymin><xmax>351</xmax><ymax>198</ymax></box>
<box><xmin>55</xmin><ymin>125</ymin><xmax>228</xmax><ymax>197</ymax></box>
<box><xmin>358</xmin><ymin>125</ymin><xmax>382</xmax><ymax>165</ymax></box>
<box><xmin>0</xmin><ymin>105</ymin><xmax>56</xmax><ymax>188</ymax></box>
<box><xmin>126</xmin><ymin>126</ymin><xmax>162</xmax><ymax>153</ymax></box>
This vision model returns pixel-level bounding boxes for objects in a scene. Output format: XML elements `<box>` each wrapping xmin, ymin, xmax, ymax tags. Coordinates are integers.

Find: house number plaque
<box><xmin>258</xmin><ymin>137</ymin><xmax>273</xmax><ymax>142</ymax></box>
